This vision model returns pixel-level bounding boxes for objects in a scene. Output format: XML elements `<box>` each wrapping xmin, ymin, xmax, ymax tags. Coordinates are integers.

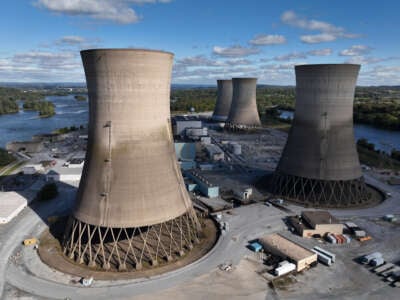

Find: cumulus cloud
<box><xmin>274</xmin><ymin>52</ymin><xmax>307</xmax><ymax>61</ymax></box>
<box><xmin>0</xmin><ymin>50</ymin><xmax>83</xmax><ymax>82</ymax></box>
<box><xmin>34</xmin><ymin>0</ymin><xmax>171</xmax><ymax>24</ymax></box>
<box><xmin>273</xmin><ymin>48</ymin><xmax>332</xmax><ymax>61</ymax></box>
<box><xmin>307</xmin><ymin>48</ymin><xmax>332</xmax><ymax>56</ymax></box>
<box><xmin>339</xmin><ymin>45</ymin><xmax>372</xmax><ymax>56</ymax></box>
<box><xmin>249</xmin><ymin>34</ymin><xmax>286</xmax><ymax>46</ymax></box>
<box><xmin>281</xmin><ymin>10</ymin><xmax>359</xmax><ymax>44</ymax></box>
<box><xmin>212</xmin><ymin>45</ymin><xmax>260</xmax><ymax>58</ymax></box>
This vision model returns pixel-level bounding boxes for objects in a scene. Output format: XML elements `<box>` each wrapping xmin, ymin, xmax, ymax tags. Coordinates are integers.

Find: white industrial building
<box><xmin>46</xmin><ymin>167</ymin><xmax>82</xmax><ymax>184</ymax></box>
<box><xmin>22</xmin><ymin>164</ymin><xmax>44</xmax><ymax>175</ymax></box>
<box><xmin>0</xmin><ymin>192</ymin><xmax>30</xmax><ymax>224</ymax></box>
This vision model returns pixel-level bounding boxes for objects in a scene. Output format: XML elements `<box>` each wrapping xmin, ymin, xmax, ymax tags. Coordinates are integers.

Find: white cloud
<box><xmin>57</xmin><ymin>36</ymin><xmax>85</xmax><ymax>45</ymax></box>
<box><xmin>34</xmin><ymin>0</ymin><xmax>171</xmax><ymax>24</ymax></box>
<box><xmin>274</xmin><ymin>52</ymin><xmax>307</xmax><ymax>61</ymax></box>
<box><xmin>339</xmin><ymin>45</ymin><xmax>372</xmax><ymax>56</ymax></box>
<box><xmin>212</xmin><ymin>45</ymin><xmax>260</xmax><ymax>58</ymax></box>
<box><xmin>307</xmin><ymin>48</ymin><xmax>332</xmax><ymax>56</ymax></box>
<box><xmin>300</xmin><ymin>33</ymin><xmax>337</xmax><ymax>44</ymax></box>
<box><xmin>0</xmin><ymin>50</ymin><xmax>83</xmax><ymax>82</ymax></box>
<box><xmin>281</xmin><ymin>10</ymin><xmax>359</xmax><ymax>44</ymax></box>
<box><xmin>249</xmin><ymin>34</ymin><xmax>286</xmax><ymax>46</ymax></box>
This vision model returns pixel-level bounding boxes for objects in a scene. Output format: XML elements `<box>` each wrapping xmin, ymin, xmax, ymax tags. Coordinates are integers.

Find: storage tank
<box><xmin>272</xmin><ymin>64</ymin><xmax>369</xmax><ymax>207</ymax></box>
<box><xmin>212</xmin><ymin>79</ymin><xmax>233</xmax><ymax>122</ymax></box>
<box><xmin>226</xmin><ymin>78</ymin><xmax>261</xmax><ymax>129</ymax></box>
<box><xmin>62</xmin><ymin>49</ymin><xmax>201</xmax><ymax>271</ymax></box>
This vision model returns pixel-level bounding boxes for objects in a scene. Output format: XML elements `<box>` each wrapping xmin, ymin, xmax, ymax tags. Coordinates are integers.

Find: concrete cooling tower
<box><xmin>63</xmin><ymin>49</ymin><xmax>201</xmax><ymax>271</ymax></box>
<box><xmin>212</xmin><ymin>79</ymin><xmax>232</xmax><ymax>122</ymax></box>
<box><xmin>272</xmin><ymin>64</ymin><xmax>370</xmax><ymax>207</ymax></box>
<box><xmin>226</xmin><ymin>78</ymin><xmax>261</xmax><ymax>129</ymax></box>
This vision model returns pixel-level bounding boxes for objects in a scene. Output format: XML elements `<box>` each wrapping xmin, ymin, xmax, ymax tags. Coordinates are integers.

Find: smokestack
<box><xmin>212</xmin><ymin>79</ymin><xmax>232</xmax><ymax>122</ymax></box>
<box><xmin>63</xmin><ymin>49</ymin><xmax>200</xmax><ymax>271</ymax></box>
<box><xmin>272</xmin><ymin>64</ymin><xmax>369</xmax><ymax>207</ymax></box>
<box><xmin>226</xmin><ymin>78</ymin><xmax>261</xmax><ymax>128</ymax></box>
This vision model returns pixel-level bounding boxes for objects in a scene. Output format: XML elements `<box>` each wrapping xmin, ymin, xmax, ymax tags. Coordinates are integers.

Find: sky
<box><xmin>0</xmin><ymin>0</ymin><xmax>399</xmax><ymax>85</ymax></box>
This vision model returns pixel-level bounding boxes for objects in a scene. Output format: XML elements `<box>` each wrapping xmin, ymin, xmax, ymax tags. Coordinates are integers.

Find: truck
<box><xmin>370</xmin><ymin>257</ymin><xmax>385</xmax><ymax>267</ymax></box>
<box><xmin>23</xmin><ymin>238</ymin><xmax>37</xmax><ymax>246</ymax></box>
<box><xmin>360</xmin><ymin>252</ymin><xmax>382</xmax><ymax>264</ymax></box>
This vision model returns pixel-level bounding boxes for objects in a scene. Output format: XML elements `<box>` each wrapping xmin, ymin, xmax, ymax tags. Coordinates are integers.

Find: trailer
<box><xmin>312</xmin><ymin>250</ymin><xmax>332</xmax><ymax>266</ymax></box>
<box><xmin>313</xmin><ymin>246</ymin><xmax>336</xmax><ymax>263</ymax></box>
<box><xmin>382</xmin><ymin>266</ymin><xmax>400</xmax><ymax>277</ymax></box>
<box><xmin>374</xmin><ymin>263</ymin><xmax>394</xmax><ymax>274</ymax></box>
<box><xmin>387</xmin><ymin>271</ymin><xmax>400</xmax><ymax>282</ymax></box>
<box><xmin>275</xmin><ymin>260</ymin><xmax>296</xmax><ymax>276</ymax></box>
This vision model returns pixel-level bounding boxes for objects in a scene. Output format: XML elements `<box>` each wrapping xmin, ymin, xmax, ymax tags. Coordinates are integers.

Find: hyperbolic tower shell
<box><xmin>63</xmin><ymin>49</ymin><xmax>200</xmax><ymax>271</ymax></box>
<box><xmin>272</xmin><ymin>64</ymin><xmax>369</xmax><ymax>207</ymax></box>
<box><xmin>212</xmin><ymin>79</ymin><xmax>232</xmax><ymax>122</ymax></box>
<box><xmin>226</xmin><ymin>78</ymin><xmax>261</xmax><ymax>128</ymax></box>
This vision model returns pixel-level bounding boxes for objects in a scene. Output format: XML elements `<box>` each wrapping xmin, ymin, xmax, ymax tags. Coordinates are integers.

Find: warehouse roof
<box><xmin>258</xmin><ymin>233</ymin><xmax>315</xmax><ymax>261</ymax></box>
<box><xmin>302</xmin><ymin>211</ymin><xmax>340</xmax><ymax>225</ymax></box>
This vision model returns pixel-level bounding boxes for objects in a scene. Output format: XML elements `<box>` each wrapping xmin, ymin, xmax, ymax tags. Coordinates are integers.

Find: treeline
<box><xmin>170</xmin><ymin>88</ymin><xmax>216</xmax><ymax>112</ymax></box>
<box><xmin>354</xmin><ymin>102</ymin><xmax>400</xmax><ymax>130</ymax></box>
<box><xmin>0</xmin><ymin>148</ymin><xmax>15</xmax><ymax>166</ymax></box>
<box><xmin>23</xmin><ymin>100</ymin><xmax>55</xmax><ymax>117</ymax></box>
<box><xmin>0</xmin><ymin>87</ymin><xmax>44</xmax><ymax>115</ymax></box>
<box><xmin>357</xmin><ymin>138</ymin><xmax>400</xmax><ymax>162</ymax></box>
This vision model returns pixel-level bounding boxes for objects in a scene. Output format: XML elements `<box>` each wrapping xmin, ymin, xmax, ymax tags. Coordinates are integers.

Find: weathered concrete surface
<box><xmin>277</xmin><ymin>64</ymin><xmax>362</xmax><ymax>181</ymax></box>
<box><xmin>212</xmin><ymin>79</ymin><xmax>232</xmax><ymax>122</ymax></box>
<box><xmin>227</xmin><ymin>78</ymin><xmax>261</xmax><ymax>127</ymax></box>
<box><xmin>75</xmin><ymin>49</ymin><xmax>193</xmax><ymax>227</ymax></box>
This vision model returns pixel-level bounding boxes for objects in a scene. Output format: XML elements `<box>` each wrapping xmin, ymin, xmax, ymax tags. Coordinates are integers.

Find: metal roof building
<box><xmin>63</xmin><ymin>49</ymin><xmax>201</xmax><ymax>271</ymax></box>
<box><xmin>258</xmin><ymin>233</ymin><xmax>317</xmax><ymax>271</ymax></box>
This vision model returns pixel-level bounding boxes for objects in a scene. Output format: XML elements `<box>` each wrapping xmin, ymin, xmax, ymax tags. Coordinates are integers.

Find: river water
<box><xmin>0</xmin><ymin>99</ymin><xmax>398</xmax><ymax>153</ymax></box>
<box><xmin>0</xmin><ymin>95</ymin><xmax>88</xmax><ymax>147</ymax></box>
<box><xmin>280</xmin><ymin>110</ymin><xmax>400</xmax><ymax>153</ymax></box>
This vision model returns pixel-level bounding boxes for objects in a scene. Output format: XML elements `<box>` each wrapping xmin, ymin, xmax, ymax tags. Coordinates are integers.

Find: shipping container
<box><xmin>382</xmin><ymin>266</ymin><xmax>400</xmax><ymax>277</ymax></box>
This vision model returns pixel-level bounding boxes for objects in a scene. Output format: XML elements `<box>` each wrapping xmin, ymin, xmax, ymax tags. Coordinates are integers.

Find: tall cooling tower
<box><xmin>212</xmin><ymin>79</ymin><xmax>232</xmax><ymax>122</ymax></box>
<box><xmin>63</xmin><ymin>49</ymin><xmax>200</xmax><ymax>271</ymax></box>
<box><xmin>226</xmin><ymin>78</ymin><xmax>261</xmax><ymax>128</ymax></box>
<box><xmin>272</xmin><ymin>64</ymin><xmax>369</xmax><ymax>207</ymax></box>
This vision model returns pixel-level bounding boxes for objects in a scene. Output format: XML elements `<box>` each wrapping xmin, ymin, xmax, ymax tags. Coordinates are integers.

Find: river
<box><xmin>0</xmin><ymin>95</ymin><xmax>88</xmax><ymax>147</ymax></box>
<box><xmin>280</xmin><ymin>110</ymin><xmax>400</xmax><ymax>153</ymax></box>
<box><xmin>0</xmin><ymin>100</ymin><xmax>398</xmax><ymax>153</ymax></box>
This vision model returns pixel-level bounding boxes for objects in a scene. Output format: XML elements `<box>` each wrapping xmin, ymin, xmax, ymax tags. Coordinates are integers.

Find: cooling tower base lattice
<box><xmin>271</xmin><ymin>172</ymin><xmax>370</xmax><ymax>207</ymax></box>
<box><xmin>63</xmin><ymin>210</ymin><xmax>200</xmax><ymax>271</ymax></box>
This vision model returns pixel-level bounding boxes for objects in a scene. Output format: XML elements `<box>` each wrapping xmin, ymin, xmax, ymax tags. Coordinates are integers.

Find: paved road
<box><xmin>1</xmin><ymin>197</ymin><xmax>285</xmax><ymax>299</ymax></box>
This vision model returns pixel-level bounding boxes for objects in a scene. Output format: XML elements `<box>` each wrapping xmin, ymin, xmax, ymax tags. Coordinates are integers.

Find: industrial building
<box><xmin>175</xmin><ymin>142</ymin><xmax>196</xmax><ymax>170</ymax></box>
<box><xmin>258</xmin><ymin>233</ymin><xmax>317</xmax><ymax>272</ymax></box>
<box><xmin>205</xmin><ymin>144</ymin><xmax>225</xmax><ymax>161</ymax></box>
<box><xmin>272</xmin><ymin>64</ymin><xmax>370</xmax><ymax>207</ymax></box>
<box><xmin>172</xmin><ymin>116</ymin><xmax>202</xmax><ymax>136</ymax></box>
<box><xmin>226</xmin><ymin>78</ymin><xmax>261</xmax><ymax>129</ymax></box>
<box><xmin>212</xmin><ymin>79</ymin><xmax>233</xmax><ymax>122</ymax></box>
<box><xmin>62</xmin><ymin>49</ymin><xmax>201</xmax><ymax>271</ymax></box>
<box><xmin>185</xmin><ymin>170</ymin><xmax>219</xmax><ymax>198</ymax></box>
<box><xmin>288</xmin><ymin>211</ymin><xmax>344</xmax><ymax>238</ymax></box>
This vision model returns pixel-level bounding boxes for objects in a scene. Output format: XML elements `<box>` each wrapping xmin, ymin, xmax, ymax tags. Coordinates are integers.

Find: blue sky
<box><xmin>0</xmin><ymin>0</ymin><xmax>399</xmax><ymax>85</ymax></box>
